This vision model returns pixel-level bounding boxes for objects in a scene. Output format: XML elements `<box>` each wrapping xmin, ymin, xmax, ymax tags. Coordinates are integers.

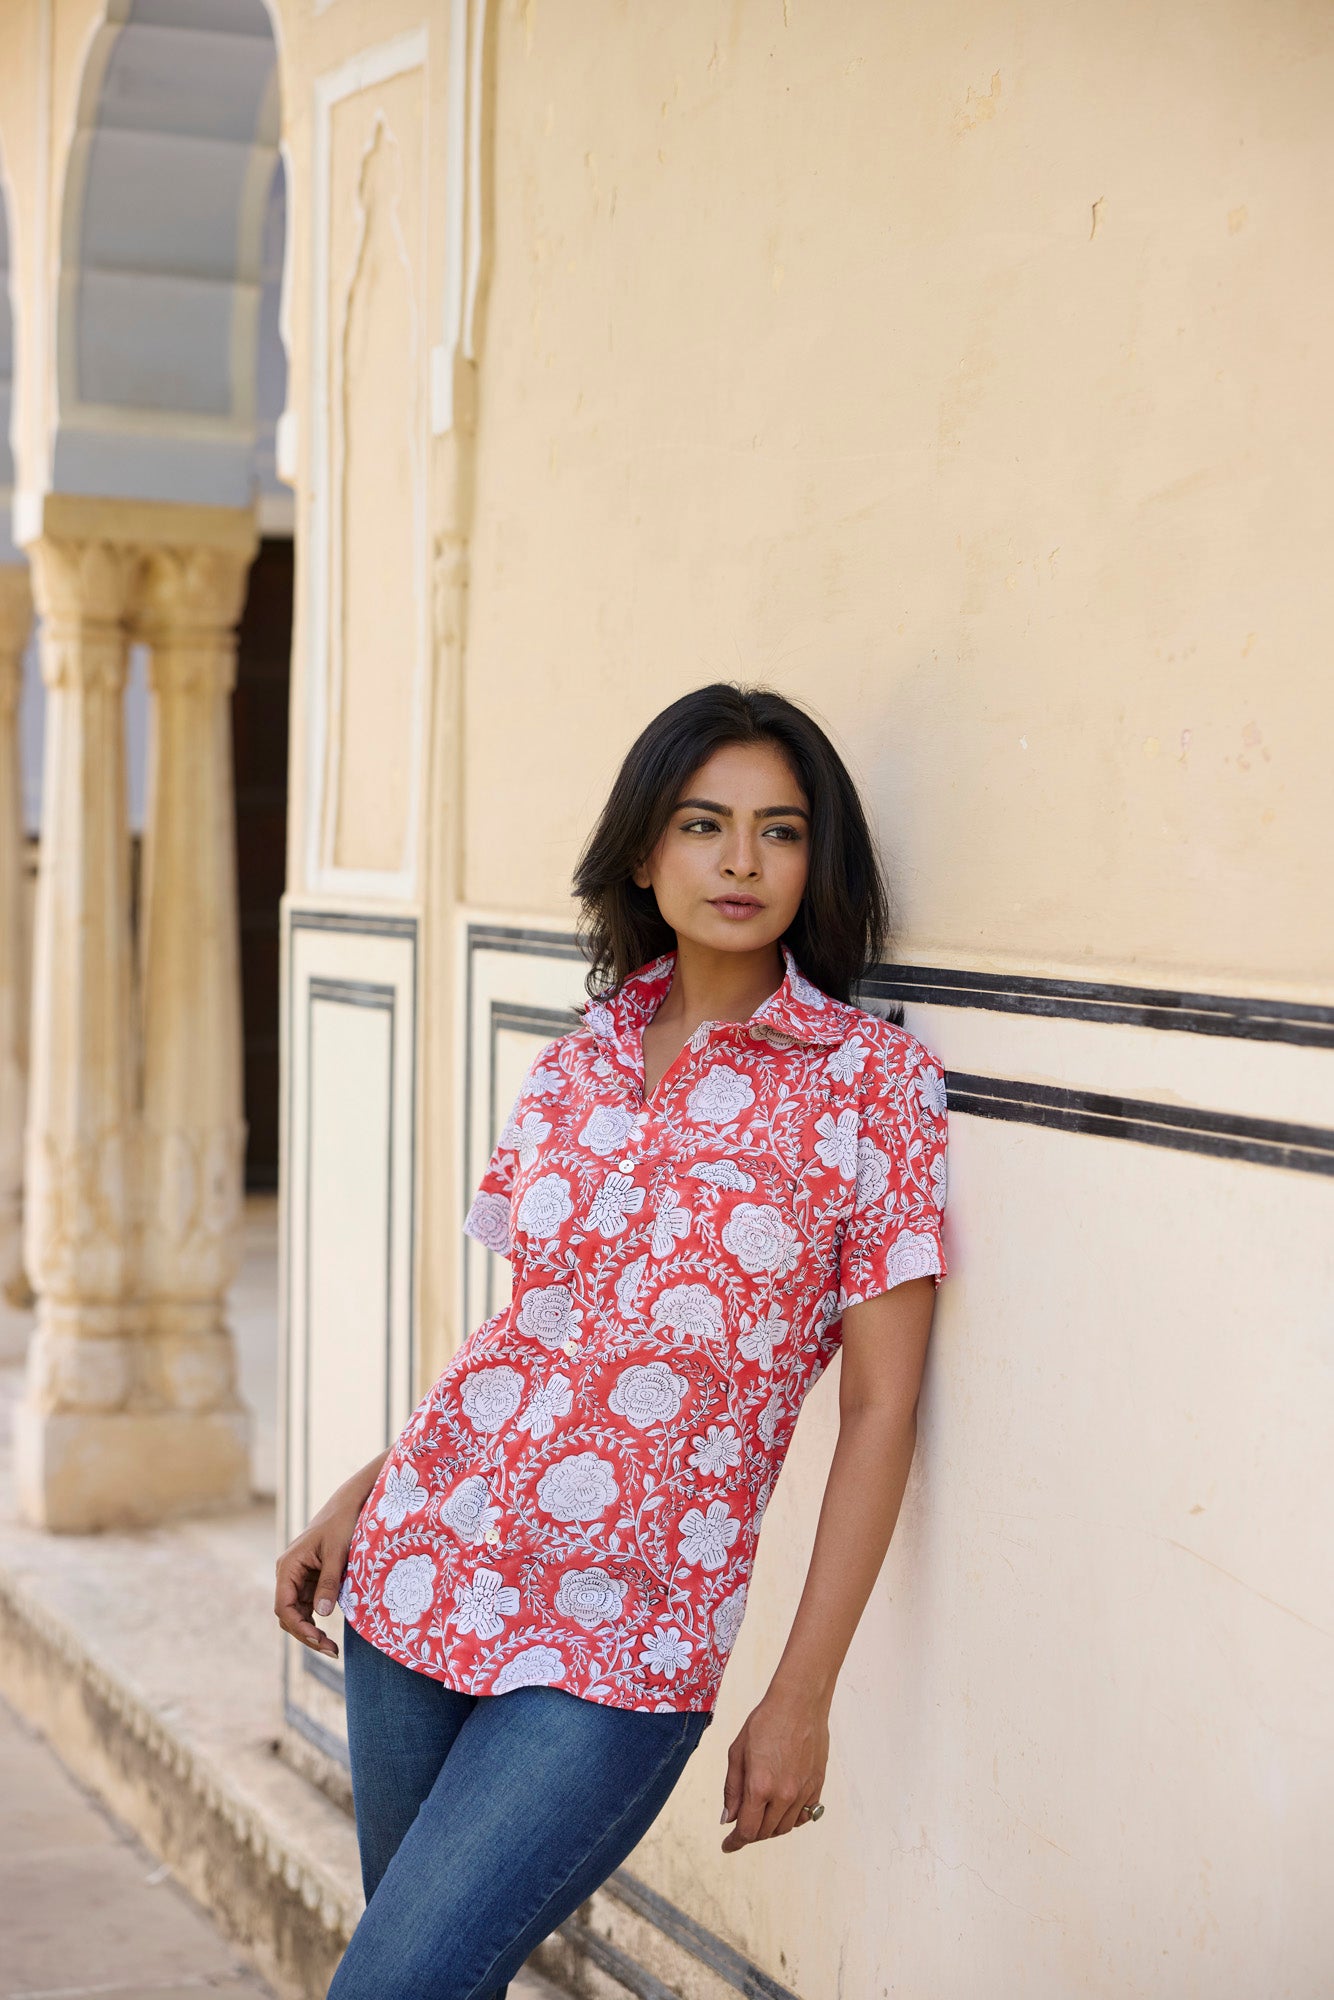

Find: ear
<box><xmin>631</xmin><ymin>858</ymin><xmax>652</xmax><ymax>890</ymax></box>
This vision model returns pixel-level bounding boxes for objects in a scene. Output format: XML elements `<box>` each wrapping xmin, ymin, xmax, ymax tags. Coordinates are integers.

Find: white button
<box><xmin>562</xmin><ymin>1337</ymin><xmax>580</xmax><ymax>1356</ymax></box>
<box><xmin>484</xmin><ymin>1527</ymin><xmax>501</xmax><ymax>1546</ymax></box>
<box><xmin>617</xmin><ymin>1157</ymin><xmax>634</xmax><ymax>1172</ymax></box>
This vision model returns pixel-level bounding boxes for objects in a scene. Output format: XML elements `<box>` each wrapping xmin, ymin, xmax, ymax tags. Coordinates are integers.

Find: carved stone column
<box><xmin>132</xmin><ymin>544</ymin><xmax>254</xmax><ymax>1455</ymax></box>
<box><xmin>13</xmin><ymin>534</ymin><xmax>143</xmax><ymax>1528</ymax></box>
<box><xmin>14</xmin><ymin>526</ymin><xmax>253</xmax><ymax>1529</ymax></box>
<box><xmin>0</xmin><ymin>564</ymin><xmax>33</xmax><ymax>1311</ymax></box>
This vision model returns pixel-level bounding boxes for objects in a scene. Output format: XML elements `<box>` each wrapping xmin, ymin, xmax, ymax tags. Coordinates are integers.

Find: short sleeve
<box><xmin>462</xmin><ymin>1040</ymin><xmax>565</xmax><ymax>1260</ymax></box>
<box><xmin>836</xmin><ymin>1041</ymin><xmax>949</xmax><ymax>1311</ymax></box>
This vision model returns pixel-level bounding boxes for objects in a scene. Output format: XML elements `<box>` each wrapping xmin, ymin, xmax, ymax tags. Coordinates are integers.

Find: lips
<box><xmin>709</xmin><ymin>897</ymin><xmax>764</xmax><ymax>917</ymax></box>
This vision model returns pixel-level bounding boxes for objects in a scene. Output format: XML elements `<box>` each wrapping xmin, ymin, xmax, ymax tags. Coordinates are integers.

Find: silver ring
<box><xmin>800</xmin><ymin>1801</ymin><xmax>825</xmax><ymax>1820</ymax></box>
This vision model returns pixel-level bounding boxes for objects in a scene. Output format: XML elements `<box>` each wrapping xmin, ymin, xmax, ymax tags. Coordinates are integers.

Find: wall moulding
<box><xmin>305</xmin><ymin>27</ymin><xmax>429</xmax><ymax>905</ymax></box>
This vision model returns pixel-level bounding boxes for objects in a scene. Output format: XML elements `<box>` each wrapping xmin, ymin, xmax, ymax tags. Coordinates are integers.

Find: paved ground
<box><xmin>0</xmin><ymin>1690</ymin><xmax>275</xmax><ymax>1998</ymax></box>
<box><xmin>0</xmin><ymin>1691</ymin><xmax>569</xmax><ymax>2000</ymax></box>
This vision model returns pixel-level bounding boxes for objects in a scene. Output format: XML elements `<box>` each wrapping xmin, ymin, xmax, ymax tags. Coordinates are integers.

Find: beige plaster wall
<box><xmin>464</xmin><ymin>0</ymin><xmax>1334</xmax><ymax>996</ymax></box>
<box><xmin>454</xmin><ymin>5</ymin><xmax>1334</xmax><ymax>1993</ymax></box>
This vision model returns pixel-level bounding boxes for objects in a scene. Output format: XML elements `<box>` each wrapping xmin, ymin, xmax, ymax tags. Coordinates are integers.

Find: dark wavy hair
<box><xmin>572</xmin><ymin>682</ymin><xmax>893</xmax><ymax>1004</ymax></box>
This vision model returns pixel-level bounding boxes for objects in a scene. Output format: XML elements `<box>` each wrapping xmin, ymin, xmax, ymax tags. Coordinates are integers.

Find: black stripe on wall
<box><xmin>865</xmin><ymin>966</ymin><xmax>1334</xmax><ymax>1049</ymax></box>
<box><xmin>465</xmin><ymin>926</ymin><xmax>1334</xmax><ymax>1176</ymax></box>
<box><xmin>948</xmin><ymin>1072</ymin><xmax>1334</xmax><ymax>1176</ymax></box>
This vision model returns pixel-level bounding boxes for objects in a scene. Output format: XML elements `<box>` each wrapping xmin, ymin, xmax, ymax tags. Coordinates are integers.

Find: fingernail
<box><xmin>316</xmin><ymin>1599</ymin><xmax>333</xmax><ymax>1617</ymax></box>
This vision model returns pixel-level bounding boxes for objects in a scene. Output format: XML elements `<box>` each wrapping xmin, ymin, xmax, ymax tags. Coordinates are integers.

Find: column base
<box><xmin>14</xmin><ymin>1402</ymin><xmax>251</xmax><ymax>1532</ymax></box>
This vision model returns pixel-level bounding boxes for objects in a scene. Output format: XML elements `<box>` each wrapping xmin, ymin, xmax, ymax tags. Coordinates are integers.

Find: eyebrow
<box><xmin>674</xmin><ymin>796</ymin><xmax>810</xmax><ymax>822</ymax></box>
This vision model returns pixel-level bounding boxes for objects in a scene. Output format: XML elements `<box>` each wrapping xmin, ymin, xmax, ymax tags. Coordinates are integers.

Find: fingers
<box><xmin>274</xmin><ymin>1546</ymin><xmax>340</xmax><ymax>1658</ymax></box>
<box><xmin>720</xmin><ymin>1744</ymin><xmax>824</xmax><ymax>1850</ymax></box>
<box><xmin>314</xmin><ymin>1558</ymin><xmax>346</xmax><ymax>1621</ymax></box>
<box><xmin>771</xmin><ymin>1778</ymin><xmax>823</xmax><ymax>1839</ymax></box>
<box><xmin>720</xmin><ymin>1736</ymin><xmax>746</xmax><ymax>1828</ymax></box>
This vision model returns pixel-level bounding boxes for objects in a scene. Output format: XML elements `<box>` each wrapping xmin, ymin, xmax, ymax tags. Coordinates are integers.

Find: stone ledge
<box><xmin>0</xmin><ymin>1540</ymin><xmax>359</xmax><ymax>1999</ymax></box>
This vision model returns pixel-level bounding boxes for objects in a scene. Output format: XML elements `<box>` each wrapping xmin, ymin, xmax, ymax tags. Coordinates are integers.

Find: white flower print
<box><xmin>464</xmin><ymin>1190</ymin><xmax>510</xmax><ymax>1254</ymax></box>
<box><xmin>614</xmin><ymin>1254</ymin><xmax>648</xmax><ymax>1316</ymax></box>
<box><xmin>515</xmin><ymin>1284</ymin><xmax>583</xmax><ymax>1349</ymax></box>
<box><xmin>916</xmin><ymin>1063</ymin><xmax>949</xmax><ymax>1119</ymax></box>
<box><xmin>640</xmin><ymin>1622</ymin><xmax>694</xmax><ymax>1679</ymax></box>
<box><xmin>686</xmin><ymin>1064</ymin><xmax>755</xmax><ymax>1125</ymax></box>
<box><xmin>649</xmin><ymin>1189</ymin><xmax>691</xmax><ymax>1258</ymax></box>
<box><xmin>712</xmin><ymin>1584</ymin><xmax>748</xmax><ymax>1654</ymax></box>
<box><xmin>882</xmin><ymin>1229</ymin><xmax>942</xmax><ymax>1285</ymax></box>
<box><xmin>809</xmin><ymin>1288</ymin><xmax>840</xmax><ymax>1337</ymax></box>
<box><xmin>586</xmin><ymin>1172</ymin><xmax>647</xmax><ymax>1238</ymax></box>
<box><xmin>525</xmin><ymin>1063</ymin><xmax>567</xmax><ymax>1097</ymax></box>
<box><xmin>516</xmin><ymin>1371</ymin><xmax>574</xmax><ymax>1439</ymax></box>
<box><xmin>451</xmin><ymin>1565</ymin><xmax>521</xmax><ymax>1641</ymax></box>
<box><xmin>500</xmin><ymin>1109</ymin><xmax>552</xmax><ymax>1168</ymax></box>
<box><xmin>440</xmin><ymin>1473</ymin><xmax>501</xmax><ymax>1544</ymax></box>
<box><xmin>460</xmin><ymin>1365</ymin><xmax>525</xmax><ymax>1434</ymax></box>
<box><xmin>382</xmin><ymin>1554</ymin><xmax>436</xmax><ymax>1626</ymax></box>
<box><xmin>756</xmin><ymin>1387</ymin><xmax>784</xmax><ymax>1448</ymax></box>
<box><xmin>337</xmin><ymin>1575</ymin><xmax>359</xmax><ymax>1617</ymax></box>
<box><xmin>689</xmin><ymin>1423</ymin><xmax>742</xmax><ymax>1478</ymax></box>
<box><xmin>578</xmin><ymin>1103</ymin><xmax>637</xmax><ymax>1158</ymax></box>
<box><xmin>491</xmin><ymin>1645</ymin><xmax>565</xmax><ymax>1694</ymax></box>
<box><xmin>584</xmin><ymin>1002</ymin><xmax>615</xmax><ymax>1041</ymax></box>
<box><xmin>737</xmin><ymin>1307</ymin><xmax>789</xmax><ymax>1371</ymax></box>
<box><xmin>339</xmin><ymin>940</ymin><xmax>951</xmax><ymax>1718</ymax></box>
<box><xmin>688</xmin><ymin>1159</ymin><xmax>755</xmax><ymax>1191</ymax></box>
<box><xmin>374</xmin><ymin>1462</ymin><xmax>428</xmax><ymax>1530</ymax></box>
<box><xmin>825</xmin><ymin>1034</ymin><xmax>871</xmax><ymax>1083</ymax></box>
<box><xmin>536</xmin><ymin>1451</ymin><xmax>620</xmax><ymax>1521</ymax></box>
<box><xmin>555</xmin><ymin>1565</ymin><xmax>628</xmax><ymax>1629</ymax></box>
<box><xmin>786</xmin><ymin>963</ymin><xmax>828</xmax><ymax>1009</ymax></box>
<box><xmin>814</xmin><ymin>1108</ymin><xmax>860</xmax><ymax>1180</ymax></box>
<box><xmin>854</xmin><ymin>1138</ymin><xmax>891</xmax><ymax>1206</ymax></box>
<box><xmin>650</xmin><ymin>1283</ymin><xmax>724</xmax><ymax>1340</ymax></box>
<box><xmin>720</xmin><ymin>1202</ymin><xmax>798</xmax><ymax>1276</ymax></box>
<box><xmin>678</xmin><ymin>1499</ymin><xmax>740</xmax><ymax>1570</ymax></box>
<box><xmin>517</xmin><ymin>1173</ymin><xmax>574</xmax><ymax>1238</ymax></box>
<box><xmin>608</xmin><ymin>1360</ymin><xmax>689</xmax><ymax>1429</ymax></box>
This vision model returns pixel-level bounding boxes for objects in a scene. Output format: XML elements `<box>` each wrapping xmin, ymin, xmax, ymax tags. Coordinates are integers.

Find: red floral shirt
<box><xmin>340</xmin><ymin>945</ymin><xmax>949</xmax><ymax>1713</ymax></box>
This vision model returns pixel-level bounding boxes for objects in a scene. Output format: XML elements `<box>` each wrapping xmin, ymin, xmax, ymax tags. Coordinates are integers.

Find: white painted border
<box><xmin>430</xmin><ymin>0</ymin><xmax>487</xmax><ymax>433</ymax></box>
<box><xmin>306</xmin><ymin>27</ymin><xmax>429</xmax><ymax>902</ymax></box>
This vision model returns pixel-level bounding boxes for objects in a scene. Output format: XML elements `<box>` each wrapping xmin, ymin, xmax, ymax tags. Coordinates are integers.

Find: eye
<box><xmin>679</xmin><ymin>816</ymin><xmax>721</xmax><ymax>835</ymax></box>
<box><xmin>764</xmin><ymin>823</ymin><xmax>803</xmax><ymax>841</ymax></box>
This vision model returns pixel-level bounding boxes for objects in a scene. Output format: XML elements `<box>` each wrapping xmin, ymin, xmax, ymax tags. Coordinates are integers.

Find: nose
<box><xmin>721</xmin><ymin>827</ymin><xmax>761</xmax><ymax>880</ymax></box>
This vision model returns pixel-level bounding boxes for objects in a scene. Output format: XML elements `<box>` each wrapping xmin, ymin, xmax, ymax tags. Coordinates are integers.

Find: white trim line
<box><xmin>305</xmin><ymin>27</ymin><xmax>429</xmax><ymax>904</ymax></box>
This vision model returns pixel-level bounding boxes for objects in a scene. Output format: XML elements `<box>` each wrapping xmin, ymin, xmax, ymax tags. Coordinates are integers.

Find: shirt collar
<box><xmin>584</xmin><ymin>941</ymin><xmax>858</xmax><ymax>1079</ymax></box>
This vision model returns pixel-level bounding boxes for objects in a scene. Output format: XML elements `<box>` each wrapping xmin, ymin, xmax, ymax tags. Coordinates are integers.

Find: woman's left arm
<box><xmin>719</xmin><ymin>1273</ymin><xmax>937</xmax><ymax>1853</ymax></box>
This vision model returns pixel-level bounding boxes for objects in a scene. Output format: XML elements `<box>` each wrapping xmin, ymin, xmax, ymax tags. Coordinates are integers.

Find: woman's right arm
<box><xmin>273</xmin><ymin>1448</ymin><xmax>389</xmax><ymax>1659</ymax></box>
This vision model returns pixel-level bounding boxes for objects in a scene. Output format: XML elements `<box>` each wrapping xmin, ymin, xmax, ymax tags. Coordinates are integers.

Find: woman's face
<box><xmin>632</xmin><ymin>739</ymin><xmax>810</xmax><ymax>956</ymax></box>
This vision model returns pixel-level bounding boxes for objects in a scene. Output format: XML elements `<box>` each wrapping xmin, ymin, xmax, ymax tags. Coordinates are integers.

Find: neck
<box><xmin>655</xmin><ymin>935</ymin><xmax>786</xmax><ymax>1032</ymax></box>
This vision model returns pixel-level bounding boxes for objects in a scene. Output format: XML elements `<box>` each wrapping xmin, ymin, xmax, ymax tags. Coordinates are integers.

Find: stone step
<box><xmin>0</xmin><ymin>1364</ymin><xmax>568</xmax><ymax>2000</ymax></box>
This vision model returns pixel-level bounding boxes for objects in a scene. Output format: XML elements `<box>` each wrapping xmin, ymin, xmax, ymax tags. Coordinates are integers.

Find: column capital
<box><xmin>24</xmin><ymin>535</ymin><xmax>140</xmax><ymax>693</ymax></box>
<box><xmin>132</xmin><ymin>544</ymin><xmax>257</xmax><ymax>697</ymax></box>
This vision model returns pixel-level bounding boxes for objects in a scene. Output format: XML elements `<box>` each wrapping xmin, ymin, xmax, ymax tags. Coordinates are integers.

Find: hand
<box><xmin>719</xmin><ymin>1691</ymin><xmax>829</xmax><ymax>1852</ymax></box>
<box><xmin>274</xmin><ymin>1482</ymin><xmax>369</xmax><ymax>1659</ymax></box>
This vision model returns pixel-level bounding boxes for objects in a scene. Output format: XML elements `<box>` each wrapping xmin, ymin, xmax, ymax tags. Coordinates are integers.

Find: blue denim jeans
<box><xmin>328</xmin><ymin>1621</ymin><xmax>714</xmax><ymax>2000</ymax></box>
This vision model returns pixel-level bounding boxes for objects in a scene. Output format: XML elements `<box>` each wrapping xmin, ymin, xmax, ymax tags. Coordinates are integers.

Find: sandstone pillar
<box><xmin>14</xmin><ymin>528</ymin><xmax>253</xmax><ymax>1529</ymax></box>
<box><xmin>133</xmin><ymin>544</ymin><xmax>254</xmax><ymax>1461</ymax></box>
<box><xmin>0</xmin><ymin>565</ymin><xmax>33</xmax><ymax>1310</ymax></box>
<box><xmin>14</xmin><ymin>534</ymin><xmax>144</xmax><ymax>1528</ymax></box>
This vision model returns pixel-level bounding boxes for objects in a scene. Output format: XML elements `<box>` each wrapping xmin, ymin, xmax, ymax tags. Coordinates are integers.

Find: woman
<box><xmin>275</xmin><ymin>682</ymin><xmax>950</xmax><ymax>2000</ymax></box>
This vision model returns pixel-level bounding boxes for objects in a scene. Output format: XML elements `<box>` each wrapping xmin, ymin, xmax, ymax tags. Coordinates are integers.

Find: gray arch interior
<box><xmin>54</xmin><ymin>0</ymin><xmax>286</xmax><ymax>510</ymax></box>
